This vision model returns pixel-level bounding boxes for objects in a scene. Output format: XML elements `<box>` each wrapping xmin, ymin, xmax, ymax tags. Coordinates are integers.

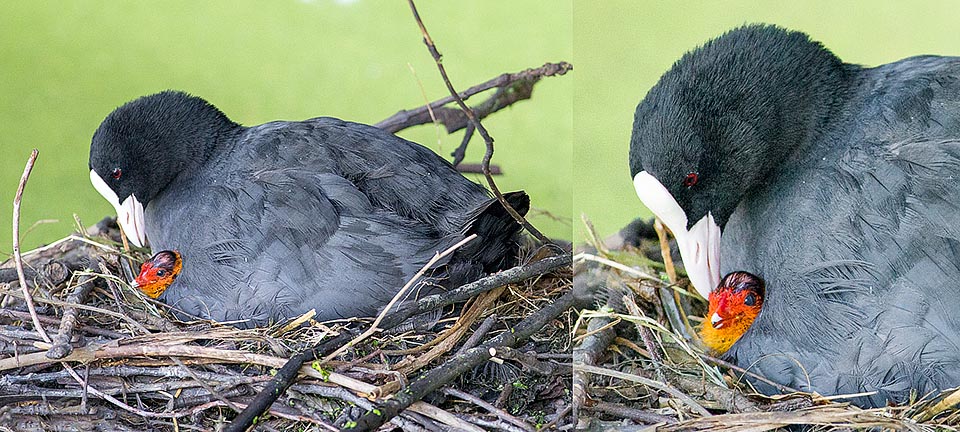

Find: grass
<box><xmin>573</xmin><ymin>0</ymin><xmax>960</xmax><ymax>241</ymax></box>
<box><xmin>0</xmin><ymin>0</ymin><xmax>573</xmax><ymax>254</ymax></box>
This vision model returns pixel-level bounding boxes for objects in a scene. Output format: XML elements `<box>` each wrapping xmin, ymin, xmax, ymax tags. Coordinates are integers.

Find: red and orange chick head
<box><xmin>699</xmin><ymin>271</ymin><xmax>764</xmax><ymax>355</ymax></box>
<box><xmin>134</xmin><ymin>250</ymin><xmax>181</xmax><ymax>299</ymax></box>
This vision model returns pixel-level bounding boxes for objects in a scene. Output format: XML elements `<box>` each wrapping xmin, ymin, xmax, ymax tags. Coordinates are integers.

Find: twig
<box><xmin>574</xmin><ymin>252</ymin><xmax>662</xmax><ymax>283</ymax></box>
<box><xmin>0</xmin><ymin>309</ymin><xmax>126</xmax><ymax>339</ymax></box>
<box><xmin>455</xmin><ymin>163</ymin><xmax>502</xmax><ymax>175</ymax></box>
<box><xmin>347</xmin><ymin>289</ymin><xmax>578</xmax><ymax>431</ymax></box>
<box><xmin>572</xmin><ymin>299</ymin><xmax>618</xmax><ymax>420</ymax></box>
<box><xmin>391</xmin><ymin>286</ymin><xmax>506</xmax><ymax>375</ymax></box>
<box><xmin>379</xmin><ymin>254</ymin><xmax>570</xmax><ymax>329</ymax></box>
<box><xmin>583</xmin><ymin>400</ymin><xmax>676</xmax><ymax>424</ymax></box>
<box><xmin>622</xmin><ymin>294</ymin><xmax>665</xmax><ymax>381</ymax></box>
<box><xmin>443</xmin><ymin>388</ymin><xmax>535</xmax><ymax>432</ymax></box>
<box><xmin>228</xmin><ymin>235</ymin><xmax>478</xmax><ymax>432</ymax></box>
<box><xmin>576</xmin><ymin>363</ymin><xmax>712</xmax><ymax>417</ymax></box>
<box><xmin>47</xmin><ymin>263</ymin><xmax>98</xmax><ymax>359</ymax></box>
<box><xmin>322</xmin><ymin>234</ymin><xmax>476</xmax><ymax>364</ymax></box>
<box><xmin>696</xmin><ymin>352</ymin><xmax>800</xmax><ymax>395</ymax></box>
<box><xmin>405</xmin><ymin>0</ymin><xmax>551</xmax><ymax>245</ymax></box>
<box><xmin>12</xmin><ymin>149</ymin><xmax>50</xmax><ymax>344</ymax></box>
<box><xmin>374</xmin><ymin>62</ymin><xmax>572</xmax><ymax>135</ymax></box>
<box><xmin>224</xmin><ymin>331</ymin><xmax>355</xmax><ymax>432</ymax></box>
<box><xmin>455</xmin><ymin>314</ymin><xmax>497</xmax><ymax>355</ymax></box>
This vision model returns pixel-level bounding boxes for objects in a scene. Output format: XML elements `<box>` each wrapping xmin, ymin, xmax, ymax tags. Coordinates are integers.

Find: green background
<box><xmin>574</xmin><ymin>0</ymin><xmax>960</xmax><ymax>241</ymax></box>
<box><xmin>4</xmin><ymin>1</ymin><xmax>958</xmax><ymax>254</ymax></box>
<box><xmin>0</xmin><ymin>1</ymin><xmax>573</xmax><ymax>255</ymax></box>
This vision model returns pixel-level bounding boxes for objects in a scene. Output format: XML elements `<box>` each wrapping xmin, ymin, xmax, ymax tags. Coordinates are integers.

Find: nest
<box><xmin>0</xmin><ymin>218</ymin><xmax>573</xmax><ymax>431</ymax></box>
<box><xmin>572</xmin><ymin>217</ymin><xmax>960</xmax><ymax>431</ymax></box>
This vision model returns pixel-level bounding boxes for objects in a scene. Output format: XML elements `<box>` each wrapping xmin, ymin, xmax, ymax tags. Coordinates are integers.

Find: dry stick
<box><xmin>47</xmin><ymin>263</ymin><xmax>99</xmax><ymax>359</ymax></box>
<box><xmin>455</xmin><ymin>163</ymin><xmax>502</xmax><ymax>175</ymax></box>
<box><xmin>0</xmin><ymin>309</ymin><xmax>126</xmax><ymax>339</ymax></box>
<box><xmin>583</xmin><ymin>400</ymin><xmax>677</xmax><ymax>424</ymax></box>
<box><xmin>12</xmin><ymin>149</ymin><xmax>49</xmax><ymax>344</ymax></box>
<box><xmin>653</xmin><ymin>218</ymin><xmax>702</xmax><ymax>346</ymax></box>
<box><xmin>576</xmin><ymin>363</ymin><xmax>712</xmax><ymax>417</ymax></box>
<box><xmin>1</xmin><ymin>287</ymin><xmax>151</xmax><ymax>333</ymax></box>
<box><xmin>696</xmin><ymin>352</ymin><xmax>800</xmax><ymax>395</ymax></box>
<box><xmin>324</xmin><ymin>234</ymin><xmax>476</xmax><ymax>364</ymax></box>
<box><xmin>374</xmin><ymin>61</ymin><xmax>572</xmax><ymax>135</ymax></box>
<box><xmin>222</xmin><ymin>331</ymin><xmax>355</xmax><ymax>432</ymax></box>
<box><xmin>443</xmin><ymin>388</ymin><xmax>535</xmax><ymax>432</ymax></box>
<box><xmin>572</xmin><ymin>299</ymin><xmax>618</xmax><ymax>421</ymax></box>
<box><xmin>226</xmin><ymin>235</ymin><xmax>477</xmax><ymax>432</ymax></box>
<box><xmin>622</xmin><ymin>294</ymin><xmax>666</xmax><ymax>382</ymax></box>
<box><xmin>379</xmin><ymin>254</ymin><xmax>570</xmax><ymax>330</ymax></box>
<box><xmin>405</xmin><ymin>0</ymin><xmax>551</xmax><ymax>245</ymax></box>
<box><xmin>7</xmin><ymin>150</ymin><xmax>172</xmax><ymax>419</ymax></box>
<box><xmin>347</xmin><ymin>289</ymin><xmax>578</xmax><ymax>432</ymax></box>
<box><xmin>391</xmin><ymin>286</ymin><xmax>506</xmax><ymax>376</ymax></box>
<box><xmin>455</xmin><ymin>314</ymin><xmax>497</xmax><ymax>355</ymax></box>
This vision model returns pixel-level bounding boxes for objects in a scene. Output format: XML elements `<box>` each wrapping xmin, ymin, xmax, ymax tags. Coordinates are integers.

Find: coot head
<box><xmin>89</xmin><ymin>91</ymin><xmax>239</xmax><ymax>246</ymax></box>
<box><xmin>629</xmin><ymin>25</ymin><xmax>850</xmax><ymax>296</ymax></box>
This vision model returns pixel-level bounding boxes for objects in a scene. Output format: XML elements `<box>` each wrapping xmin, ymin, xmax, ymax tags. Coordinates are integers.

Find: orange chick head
<box><xmin>699</xmin><ymin>271</ymin><xmax>764</xmax><ymax>354</ymax></box>
<box><xmin>134</xmin><ymin>250</ymin><xmax>181</xmax><ymax>299</ymax></box>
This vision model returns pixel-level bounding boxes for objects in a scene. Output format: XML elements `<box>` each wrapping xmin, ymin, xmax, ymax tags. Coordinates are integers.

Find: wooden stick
<box><xmin>347</xmin><ymin>289</ymin><xmax>578</xmax><ymax>431</ymax></box>
<box><xmin>11</xmin><ymin>149</ymin><xmax>50</xmax><ymax>344</ymax></box>
<box><xmin>405</xmin><ymin>0</ymin><xmax>551</xmax><ymax>245</ymax></box>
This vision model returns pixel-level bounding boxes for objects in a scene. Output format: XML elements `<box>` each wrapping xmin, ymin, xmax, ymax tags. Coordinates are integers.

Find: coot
<box><xmin>630</xmin><ymin>25</ymin><xmax>960</xmax><ymax>406</ymax></box>
<box><xmin>90</xmin><ymin>91</ymin><xmax>528</xmax><ymax>328</ymax></box>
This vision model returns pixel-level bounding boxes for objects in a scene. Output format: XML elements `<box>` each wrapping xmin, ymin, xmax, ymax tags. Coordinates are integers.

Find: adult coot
<box><xmin>89</xmin><ymin>91</ymin><xmax>529</xmax><ymax>328</ymax></box>
<box><xmin>629</xmin><ymin>24</ymin><xmax>960</xmax><ymax>406</ymax></box>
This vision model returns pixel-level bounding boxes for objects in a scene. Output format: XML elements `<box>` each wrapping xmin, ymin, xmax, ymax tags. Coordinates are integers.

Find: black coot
<box><xmin>90</xmin><ymin>91</ymin><xmax>528</xmax><ymax>328</ymax></box>
<box><xmin>630</xmin><ymin>25</ymin><xmax>960</xmax><ymax>406</ymax></box>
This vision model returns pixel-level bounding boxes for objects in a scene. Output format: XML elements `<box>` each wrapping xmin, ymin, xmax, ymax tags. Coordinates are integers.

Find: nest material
<box><xmin>572</xmin><ymin>217</ymin><xmax>960</xmax><ymax>431</ymax></box>
<box><xmin>0</xmin><ymin>218</ymin><xmax>573</xmax><ymax>431</ymax></box>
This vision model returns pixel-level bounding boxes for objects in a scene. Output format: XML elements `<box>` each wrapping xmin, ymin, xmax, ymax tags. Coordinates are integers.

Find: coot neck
<box><xmin>168</xmin><ymin>114</ymin><xmax>243</xmax><ymax>183</ymax></box>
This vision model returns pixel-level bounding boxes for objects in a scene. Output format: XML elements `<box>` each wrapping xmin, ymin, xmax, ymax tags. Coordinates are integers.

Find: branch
<box><xmin>405</xmin><ymin>0</ymin><xmax>553</xmax><ymax>245</ymax></box>
<box><xmin>12</xmin><ymin>149</ymin><xmax>50</xmax><ymax>344</ymax></box>
<box><xmin>374</xmin><ymin>61</ymin><xmax>572</xmax><ymax>135</ymax></box>
<box><xmin>227</xmin><ymin>235</ymin><xmax>478</xmax><ymax>432</ymax></box>
<box><xmin>223</xmin><ymin>331</ymin><xmax>356</xmax><ymax>432</ymax></box>
<box><xmin>378</xmin><ymin>254</ymin><xmax>570</xmax><ymax>329</ymax></box>
<box><xmin>346</xmin><ymin>289</ymin><xmax>578</xmax><ymax>431</ymax></box>
<box><xmin>46</xmin><ymin>262</ymin><xmax>99</xmax><ymax>359</ymax></box>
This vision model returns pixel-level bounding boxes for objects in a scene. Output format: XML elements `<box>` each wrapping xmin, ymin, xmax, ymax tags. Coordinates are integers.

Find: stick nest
<box><xmin>0</xmin><ymin>218</ymin><xmax>573</xmax><ymax>431</ymax></box>
<box><xmin>573</xmin><ymin>217</ymin><xmax>960</xmax><ymax>431</ymax></box>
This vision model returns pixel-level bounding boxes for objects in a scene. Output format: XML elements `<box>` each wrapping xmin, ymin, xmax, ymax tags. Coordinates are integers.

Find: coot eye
<box><xmin>156</xmin><ymin>269</ymin><xmax>167</xmax><ymax>277</ymax></box>
<box><xmin>682</xmin><ymin>172</ymin><xmax>699</xmax><ymax>188</ymax></box>
<box><xmin>111</xmin><ymin>168</ymin><xmax>122</xmax><ymax>180</ymax></box>
<box><xmin>744</xmin><ymin>293</ymin><xmax>756</xmax><ymax>306</ymax></box>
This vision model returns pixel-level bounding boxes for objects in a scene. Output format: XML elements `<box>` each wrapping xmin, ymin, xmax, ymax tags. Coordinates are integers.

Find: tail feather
<box><xmin>451</xmin><ymin>191</ymin><xmax>529</xmax><ymax>277</ymax></box>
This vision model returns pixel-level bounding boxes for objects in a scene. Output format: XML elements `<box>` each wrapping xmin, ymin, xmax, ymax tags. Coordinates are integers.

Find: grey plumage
<box><xmin>630</xmin><ymin>25</ymin><xmax>960</xmax><ymax>406</ymax></box>
<box><xmin>90</xmin><ymin>92</ymin><xmax>528</xmax><ymax>328</ymax></box>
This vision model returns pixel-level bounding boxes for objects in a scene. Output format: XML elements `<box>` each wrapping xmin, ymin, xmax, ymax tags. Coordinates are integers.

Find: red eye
<box><xmin>111</xmin><ymin>168</ymin><xmax>122</xmax><ymax>180</ymax></box>
<box><xmin>682</xmin><ymin>172</ymin><xmax>699</xmax><ymax>188</ymax></box>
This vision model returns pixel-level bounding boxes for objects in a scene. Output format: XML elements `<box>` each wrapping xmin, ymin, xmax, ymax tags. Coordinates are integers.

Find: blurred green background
<box><xmin>574</xmin><ymin>0</ymin><xmax>960</xmax><ymax>242</ymax></box>
<box><xmin>0</xmin><ymin>0</ymin><xmax>573</xmax><ymax>255</ymax></box>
